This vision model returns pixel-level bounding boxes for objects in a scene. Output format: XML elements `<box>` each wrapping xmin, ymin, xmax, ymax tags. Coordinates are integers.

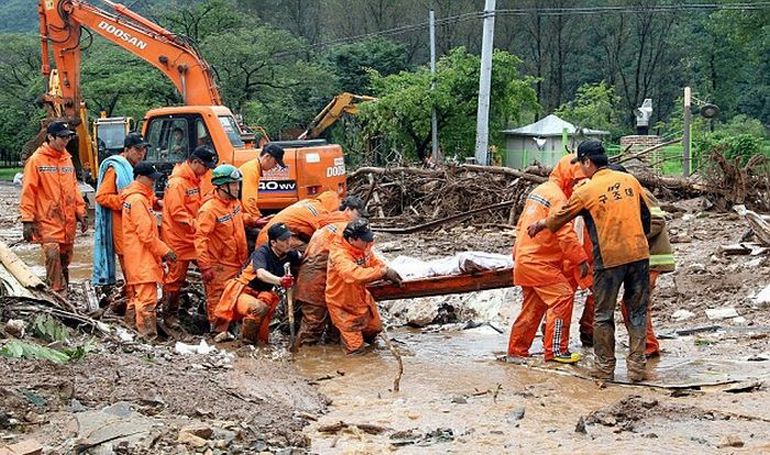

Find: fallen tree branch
<box><xmin>380</xmin><ymin>328</ymin><xmax>404</xmax><ymax>393</ymax></box>
<box><xmin>614</xmin><ymin>138</ymin><xmax>682</xmax><ymax>165</ymax></box>
<box><xmin>371</xmin><ymin>200</ymin><xmax>517</xmax><ymax>234</ymax></box>
<box><xmin>318</xmin><ymin>421</ymin><xmax>392</xmax><ymax>435</ymax></box>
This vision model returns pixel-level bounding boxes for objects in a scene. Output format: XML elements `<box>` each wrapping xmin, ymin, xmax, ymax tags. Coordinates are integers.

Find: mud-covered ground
<box><xmin>1</xmin><ymin>182</ymin><xmax>770</xmax><ymax>453</ymax></box>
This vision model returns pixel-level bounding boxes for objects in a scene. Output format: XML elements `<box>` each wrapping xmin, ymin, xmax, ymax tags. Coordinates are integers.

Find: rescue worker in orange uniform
<box><xmin>195</xmin><ymin>164</ymin><xmax>249</xmax><ymax>326</ymax></box>
<box><xmin>548</xmin><ymin>153</ymin><xmax>596</xmax><ymax>347</ymax></box>
<box><xmin>121</xmin><ymin>163</ymin><xmax>177</xmax><ymax>338</ymax></box>
<box><xmin>212</xmin><ymin>223</ymin><xmax>300</xmax><ymax>344</ymax></box>
<box><xmin>239</xmin><ymin>143</ymin><xmax>285</xmax><ymax>219</ymax></box>
<box><xmin>20</xmin><ymin>120</ymin><xmax>87</xmax><ymax>295</ymax></box>
<box><xmin>528</xmin><ymin>140</ymin><xmax>652</xmax><ymax>381</ymax></box>
<box><xmin>326</xmin><ymin>219</ymin><xmax>403</xmax><ymax>355</ymax></box>
<box><xmin>93</xmin><ymin>133</ymin><xmax>147</xmax><ymax>289</ymax></box>
<box><xmin>578</xmin><ymin>163</ymin><xmax>672</xmax><ymax>359</ymax></box>
<box><xmin>295</xmin><ymin>196</ymin><xmax>369</xmax><ymax>346</ymax></box>
<box><xmin>255</xmin><ymin>190</ymin><xmax>345</xmax><ymax>248</ymax></box>
<box><xmin>507</xmin><ymin>179</ymin><xmax>589</xmax><ymax>364</ymax></box>
<box><xmin>161</xmin><ymin>146</ymin><xmax>217</xmax><ymax>326</ymax></box>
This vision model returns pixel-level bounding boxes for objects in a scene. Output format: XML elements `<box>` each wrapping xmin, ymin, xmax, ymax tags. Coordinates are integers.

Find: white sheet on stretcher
<box><xmin>388</xmin><ymin>251</ymin><xmax>514</xmax><ymax>280</ymax></box>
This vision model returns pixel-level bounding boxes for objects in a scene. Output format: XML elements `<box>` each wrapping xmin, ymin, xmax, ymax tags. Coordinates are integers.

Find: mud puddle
<box><xmin>294</xmin><ymin>326</ymin><xmax>770</xmax><ymax>453</ymax></box>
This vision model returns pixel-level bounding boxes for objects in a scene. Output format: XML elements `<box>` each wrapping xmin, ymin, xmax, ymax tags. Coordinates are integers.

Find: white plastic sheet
<box><xmin>389</xmin><ymin>251</ymin><xmax>514</xmax><ymax>280</ymax></box>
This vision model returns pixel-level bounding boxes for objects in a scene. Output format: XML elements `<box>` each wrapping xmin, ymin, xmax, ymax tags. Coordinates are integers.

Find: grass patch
<box><xmin>0</xmin><ymin>167</ymin><xmax>22</xmax><ymax>181</ymax></box>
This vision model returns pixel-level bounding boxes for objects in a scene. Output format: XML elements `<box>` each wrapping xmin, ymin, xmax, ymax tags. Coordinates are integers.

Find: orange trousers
<box><xmin>42</xmin><ymin>243</ymin><xmax>73</xmax><ymax>293</ymax></box>
<box><xmin>331</xmin><ymin>304</ymin><xmax>383</xmax><ymax>355</ymax></box>
<box><xmin>580</xmin><ymin>270</ymin><xmax>660</xmax><ymax>355</ymax></box>
<box><xmin>508</xmin><ymin>281</ymin><xmax>574</xmax><ymax>360</ymax></box>
<box><xmin>234</xmin><ymin>291</ymin><xmax>280</xmax><ymax>344</ymax></box>
<box><xmin>131</xmin><ymin>282</ymin><xmax>159</xmax><ymax>337</ymax></box>
<box><xmin>203</xmin><ymin>264</ymin><xmax>242</xmax><ymax>323</ymax></box>
<box><xmin>163</xmin><ymin>259</ymin><xmax>193</xmax><ymax>293</ymax></box>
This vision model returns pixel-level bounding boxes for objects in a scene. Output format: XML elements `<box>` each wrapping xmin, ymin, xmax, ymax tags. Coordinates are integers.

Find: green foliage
<box><xmin>31</xmin><ymin>314</ymin><xmax>70</xmax><ymax>343</ymax></box>
<box><xmin>0</xmin><ymin>340</ymin><xmax>71</xmax><ymax>364</ymax></box>
<box><xmin>555</xmin><ymin>81</ymin><xmax>624</xmax><ymax>137</ymax></box>
<box><xmin>153</xmin><ymin>0</ymin><xmax>245</xmax><ymax>42</ymax></box>
<box><xmin>360</xmin><ymin>47</ymin><xmax>537</xmax><ymax>163</ymax></box>
<box><xmin>325</xmin><ymin>38</ymin><xmax>411</xmax><ymax>94</ymax></box>
<box><xmin>695</xmin><ymin>132</ymin><xmax>764</xmax><ymax>165</ymax></box>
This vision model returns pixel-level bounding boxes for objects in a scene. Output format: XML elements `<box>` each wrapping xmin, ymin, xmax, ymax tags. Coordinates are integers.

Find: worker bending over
<box><xmin>528</xmin><ymin>140</ymin><xmax>652</xmax><ymax>382</ymax></box>
<box><xmin>121</xmin><ymin>163</ymin><xmax>177</xmax><ymax>338</ymax></box>
<box><xmin>213</xmin><ymin>223</ymin><xmax>300</xmax><ymax>344</ymax></box>
<box><xmin>295</xmin><ymin>196</ymin><xmax>369</xmax><ymax>346</ymax></box>
<box><xmin>195</xmin><ymin>164</ymin><xmax>249</xmax><ymax>326</ymax></box>
<box><xmin>507</xmin><ymin>177</ymin><xmax>588</xmax><ymax>364</ymax></box>
<box><xmin>255</xmin><ymin>190</ymin><xmax>345</xmax><ymax>249</ymax></box>
<box><xmin>20</xmin><ymin>120</ymin><xmax>87</xmax><ymax>296</ymax></box>
<box><xmin>326</xmin><ymin>219</ymin><xmax>402</xmax><ymax>355</ymax></box>
<box><xmin>161</xmin><ymin>146</ymin><xmax>217</xmax><ymax>327</ymax></box>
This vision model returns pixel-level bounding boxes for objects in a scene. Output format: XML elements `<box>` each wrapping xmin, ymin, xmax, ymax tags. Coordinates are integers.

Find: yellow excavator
<box><xmin>298</xmin><ymin>92</ymin><xmax>376</xmax><ymax>140</ymax></box>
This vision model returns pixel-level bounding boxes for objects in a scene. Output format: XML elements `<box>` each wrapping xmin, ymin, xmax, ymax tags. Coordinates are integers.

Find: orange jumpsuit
<box><xmin>239</xmin><ymin>158</ymin><xmax>262</xmax><ymax>219</ymax></box>
<box><xmin>508</xmin><ymin>181</ymin><xmax>588</xmax><ymax>360</ymax></box>
<box><xmin>20</xmin><ymin>143</ymin><xmax>86</xmax><ymax>292</ymax></box>
<box><xmin>295</xmin><ymin>221</ymin><xmax>347</xmax><ymax>345</ymax></box>
<box><xmin>195</xmin><ymin>193</ymin><xmax>249</xmax><ymax>323</ymax></box>
<box><xmin>161</xmin><ymin>162</ymin><xmax>203</xmax><ymax>293</ymax></box>
<box><xmin>255</xmin><ymin>192</ymin><xmax>345</xmax><ymax>246</ymax></box>
<box><xmin>213</xmin><ymin>246</ymin><xmax>301</xmax><ymax>344</ymax></box>
<box><xmin>325</xmin><ymin>237</ymin><xmax>387</xmax><ymax>354</ymax></box>
<box><xmin>121</xmin><ymin>181</ymin><xmax>171</xmax><ymax>337</ymax></box>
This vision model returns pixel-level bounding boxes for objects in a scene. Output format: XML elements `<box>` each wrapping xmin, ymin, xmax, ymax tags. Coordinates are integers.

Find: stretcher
<box><xmin>367</xmin><ymin>267</ymin><xmax>514</xmax><ymax>301</ymax></box>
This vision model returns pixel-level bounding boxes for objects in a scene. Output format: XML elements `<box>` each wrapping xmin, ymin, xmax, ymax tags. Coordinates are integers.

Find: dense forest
<box><xmin>0</xmin><ymin>0</ymin><xmax>767</xmax><ymax>166</ymax></box>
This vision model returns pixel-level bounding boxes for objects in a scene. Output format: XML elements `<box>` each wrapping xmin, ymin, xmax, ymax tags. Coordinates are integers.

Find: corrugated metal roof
<box><xmin>501</xmin><ymin>114</ymin><xmax>610</xmax><ymax>137</ymax></box>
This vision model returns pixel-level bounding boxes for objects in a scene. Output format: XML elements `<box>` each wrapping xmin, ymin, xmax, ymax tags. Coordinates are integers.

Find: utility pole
<box><xmin>430</xmin><ymin>9</ymin><xmax>440</xmax><ymax>164</ymax></box>
<box><xmin>474</xmin><ymin>0</ymin><xmax>496</xmax><ymax>165</ymax></box>
<box><xmin>683</xmin><ymin>86</ymin><xmax>692</xmax><ymax>177</ymax></box>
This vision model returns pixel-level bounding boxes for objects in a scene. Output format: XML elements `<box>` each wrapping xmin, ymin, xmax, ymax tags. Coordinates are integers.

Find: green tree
<box><xmin>360</xmin><ymin>47</ymin><xmax>538</xmax><ymax>163</ymax></box>
<box><xmin>325</xmin><ymin>38</ymin><xmax>411</xmax><ymax>94</ymax></box>
<box><xmin>555</xmin><ymin>81</ymin><xmax>624</xmax><ymax>136</ymax></box>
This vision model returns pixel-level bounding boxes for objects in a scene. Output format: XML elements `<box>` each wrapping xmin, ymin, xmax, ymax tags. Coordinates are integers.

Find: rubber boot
<box><xmin>124</xmin><ymin>304</ymin><xmax>136</xmax><ymax>327</ymax></box>
<box><xmin>138</xmin><ymin>313</ymin><xmax>158</xmax><ymax>341</ymax></box>
<box><xmin>241</xmin><ymin>319</ymin><xmax>260</xmax><ymax>345</ymax></box>
<box><xmin>162</xmin><ymin>291</ymin><xmax>182</xmax><ymax>329</ymax></box>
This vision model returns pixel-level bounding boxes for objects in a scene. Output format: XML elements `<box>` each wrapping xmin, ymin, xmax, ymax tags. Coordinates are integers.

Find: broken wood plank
<box><xmin>371</xmin><ymin>200</ymin><xmax>516</xmax><ymax>234</ymax></box>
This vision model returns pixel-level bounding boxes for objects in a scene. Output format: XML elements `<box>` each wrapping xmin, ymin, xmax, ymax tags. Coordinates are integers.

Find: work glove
<box><xmin>201</xmin><ymin>268</ymin><xmax>215</xmax><ymax>283</ymax></box>
<box><xmin>527</xmin><ymin>220</ymin><xmax>546</xmax><ymax>238</ymax></box>
<box><xmin>77</xmin><ymin>213</ymin><xmax>88</xmax><ymax>233</ymax></box>
<box><xmin>578</xmin><ymin>261</ymin><xmax>590</xmax><ymax>279</ymax></box>
<box><xmin>163</xmin><ymin>251</ymin><xmax>178</xmax><ymax>263</ymax></box>
<box><xmin>255</xmin><ymin>216</ymin><xmax>272</xmax><ymax>228</ymax></box>
<box><xmin>384</xmin><ymin>267</ymin><xmax>404</xmax><ymax>287</ymax></box>
<box><xmin>280</xmin><ymin>275</ymin><xmax>295</xmax><ymax>289</ymax></box>
<box><xmin>22</xmin><ymin>222</ymin><xmax>36</xmax><ymax>242</ymax></box>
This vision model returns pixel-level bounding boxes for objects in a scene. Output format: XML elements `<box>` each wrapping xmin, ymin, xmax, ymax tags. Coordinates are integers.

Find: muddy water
<box><xmin>294</xmin><ymin>326</ymin><xmax>770</xmax><ymax>453</ymax></box>
<box><xmin>12</xmin><ymin>233</ymin><xmax>97</xmax><ymax>282</ymax></box>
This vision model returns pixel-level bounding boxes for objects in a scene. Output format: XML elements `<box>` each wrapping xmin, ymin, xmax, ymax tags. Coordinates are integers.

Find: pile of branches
<box><xmin>348</xmin><ymin>150</ymin><xmax>770</xmax><ymax>232</ymax></box>
<box><xmin>347</xmin><ymin>165</ymin><xmax>544</xmax><ymax>230</ymax></box>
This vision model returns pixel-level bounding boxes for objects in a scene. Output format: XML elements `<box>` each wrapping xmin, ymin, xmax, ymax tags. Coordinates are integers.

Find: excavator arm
<box><xmin>298</xmin><ymin>92</ymin><xmax>376</xmax><ymax>140</ymax></box>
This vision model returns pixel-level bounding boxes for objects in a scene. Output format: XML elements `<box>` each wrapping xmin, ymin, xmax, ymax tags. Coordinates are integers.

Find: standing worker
<box><xmin>295</xmin><ymin>196</ymin><xmax>369</xmax><ymax>346</ymax></box>
<box><xmin>161</xmin><ymin>146</ymin><xmax>217</xmax><ymax>327</ymax></box>
<box><xmin>20</xmin><ymin>120</ymin><xmax>87</xmax><ymax>295</ymax></box>
<box><xmin>325</xmin><ymin>219</ymin><xmax>402</xmax><ymax>355</ymax></box>
<box><xmin>507</xmin><ymin>178</ymin><xmax>588</xmax><ymax>364</ymax></box>
<box><xmin>212</xmin><ymin>223</ymin><xmax>301</xmax><ymax>344</ymax></box>
<box><xmin>528</xmin><ymin>140</ymin><xmax>652</xmax><ymax>382</ymax></box>
<box><xmin>92</xmin><ymin>132</ymin><xmax>148</xmax><ymax>288</ymax></box>
<box><xmin>195</xmin><ymin>164</ymin><xmax>249</xmax><ymax>326</ymax></box>
<box><xmin>121</xmin><ymin>162</ymin><xmax>176</xmax><ymax>338</ymax></box>
<box><xmin>240</xmin><ymin>143</ymin><xmax>285</xmax><ymax>220</ymax></box>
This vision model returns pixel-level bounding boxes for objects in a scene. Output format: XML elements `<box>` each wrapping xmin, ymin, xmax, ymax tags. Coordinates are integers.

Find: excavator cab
<box><xmin>93</xmin><ymin>115</ymin><xmax>133</xmax><ymax>163</ymax></box>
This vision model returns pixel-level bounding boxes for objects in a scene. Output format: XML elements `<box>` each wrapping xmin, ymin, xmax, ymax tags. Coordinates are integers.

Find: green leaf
<box><xmin>31</xmin><ymin>314</ymin><xmax>70</xmax><ymax>343</ymax></box>
<box><xmin>0</xmin><ymin>340</ymin><xmax>70</xmax><ymax>364</ymax></box>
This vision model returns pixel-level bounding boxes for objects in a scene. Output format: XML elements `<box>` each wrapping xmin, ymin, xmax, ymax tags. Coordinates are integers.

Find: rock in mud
<box><xmin>451</xmin><ymin>396</ymin><xmax>467</xmax><ymax>404</ymax></box>
<box><xmin>181</xmin><ymin>423</ymin><xmax>213</xmax><ymax>440</ymax></box>
<box><xmin>0</xmin><ymin>439</ymin><xmax>42</xmax><ymax>455</ymax></box>
<box><xmin>177</xmin><ymin>431</ymin><xmax>208</xmax><ymax>448</ymax></box>
<box><xmin>575</xmin><ymin>417</ymin><xmax>587</xmax><ymax>434</ymax></box>
<box><xmin>717</xmin><ymin>435</ymin><xmax>745</xmax><ymax>448</ymax></box>
<box><xmin>507</xmin><ymin>407</ymin><xmax>525</xmax><ymax>422</ymax></box>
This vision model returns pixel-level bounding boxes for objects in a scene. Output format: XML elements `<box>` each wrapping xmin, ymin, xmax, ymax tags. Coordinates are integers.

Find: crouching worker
<box><xmin>212</xmin><ymin>223</ymin><xmax>300</xmax><ymax>344</ymax></box>
<box><xmin>326</xmin><ymin>219</ymin><xmax>403</xmax><ymax>355</ymax></box>
<box><xmin>121</xmin><ymin>163</ymin><xmax>177</xmax><ymax>339</ymax></box>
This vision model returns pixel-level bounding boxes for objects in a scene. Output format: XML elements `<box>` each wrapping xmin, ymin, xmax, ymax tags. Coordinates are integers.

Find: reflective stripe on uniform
<box><xmin>649</xmin><ymin>253</ymin><xmax>675</xmax><ymax>267</ymax></box>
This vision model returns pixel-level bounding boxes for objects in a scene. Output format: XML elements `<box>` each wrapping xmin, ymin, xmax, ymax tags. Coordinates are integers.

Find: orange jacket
<box><xmin>514</xmin><ymin>181</ymin><xmax>587</xmax><ymax>287</ymax></box>
<box><xmin>239</xmin><ymin>158</ymin><xmax>262</xmax><ymax>218</ymax></box>
<box><xmin>304</xmin><ymin>221</ymin><xmax>346</xmax><ymax>259</ymax></box>
<box><xmin>546</xmin><ymin>168</ymin><xmax>651</xmax><ymax>270</ymax></box>
<box><xmin>549</xmin><ymin>153</ymin><xmax>587</xmax><ymax>199</ymax></box>
<box><xmin>94</xmin><ymin>167</ymin><xmax>125</xmax><ymax>254</ymax></box>
<box><xmin>256</xmin><ymin>197</ymin><xmax>346</xmax><ymax>246</ymax></box>
<box><xmin>161</xmin><ymin>162</ymin><xmax>202</xmax><ymax>260</ymax></box>
<box><xmin>325</xmin><ymin>237</ymin><xmax>386</xmax><ymax>332</ymax></box>
<box><xmin>121</xmin><ymin>181</ymin><xmax>171</xmax><ymax>285</ymax></box>
<box><xmin>195</xmin><ymin>193</ymin><xmax>248</xmax><ymax>271</ymax></box>
<box><xmin>20</xmin><ymin>143</ymin><xmax>86</xmax><ymax>244</ymax></box>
